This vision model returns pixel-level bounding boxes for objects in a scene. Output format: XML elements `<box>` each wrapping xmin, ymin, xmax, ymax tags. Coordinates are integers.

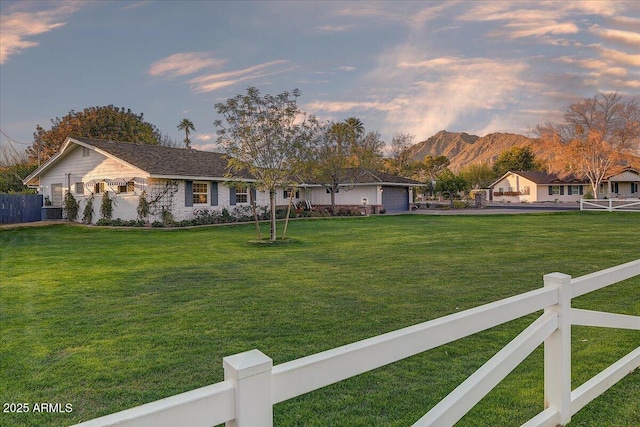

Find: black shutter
<box><xmin>579</xmin><ymin>186</ymin><xmax>584</xmax><ymax>195</ymax></box>
<box><xmin>560</xmin><ymin>186</ymin><xmax>564</xmax><ymax>195</ymax></box>
<box><xmin>230</xmin><ymin>186</ymin><xmax>236</xmax><ymax>205</ymax></box>
<box><xmin>210</xmin><ymin>182</ymin><xmax>218</xmax><ymax>206</ymax></box>
<box><xmin>548</xmin><ymin>186</ymin><xmax>553</xmax><ymax>196</ymax></box>
<box><xmin>251</xmin><ymin>187</ymin><xmax>257</xmax><ymax>204</ymax></box>
<box><xmin>185</xmin><ymin>181</ymin><xmax>193</xmax><ymax>207</ymax></box>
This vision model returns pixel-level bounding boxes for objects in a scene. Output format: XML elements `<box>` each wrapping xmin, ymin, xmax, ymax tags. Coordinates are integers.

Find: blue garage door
<box><xmin>382</xmin><ymin>186</ymin><xmax>409</xmax><ymax>212</ymax></box>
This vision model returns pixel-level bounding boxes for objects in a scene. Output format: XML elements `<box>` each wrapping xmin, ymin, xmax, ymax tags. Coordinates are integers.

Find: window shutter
<box><xmin>185</xmin><ymin>181</ymin><xmax>193</xmax><ymax>207</ymax></box>
<box><xmin>579</xmin><ymin>186</ymin><xmax>584</xmax><ymax>195</ymax></box>
<box><xmin>210</xmin><ymin>182</ymin><xmax>218</xmax><ymax>206</ymax></box>
<box><xmin>548</xmin><ymin>186</ymin><xmax>553</xmax><ymax>196</ymax></box>
<box><xmin>251</xmin><ymin>187</ymin><xmax>257</xmax><ymax>204</ymax></box>
<box><xmin>560</xmin><ymin>186</ymin><xmax>564</xmax><ymax>195</ymax></box>
<box><xmin>230</xmin><ymin>186</ymin><xmax>237</xmax><ymax>205</ymax></box>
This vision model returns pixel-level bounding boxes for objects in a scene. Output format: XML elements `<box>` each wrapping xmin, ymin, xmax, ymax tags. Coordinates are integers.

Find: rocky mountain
<box><xmin>406</xmin><ymin>130</ymin><xmax>571</xmax><ymax>173</ymax></box>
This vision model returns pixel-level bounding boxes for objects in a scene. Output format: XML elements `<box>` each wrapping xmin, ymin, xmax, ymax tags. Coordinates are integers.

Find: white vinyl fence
<box><xmin>580</xmin><ymin>198</ymin><xmax>640</xmax><ymax>212</ymax></box>
<box><xmin>73</xmin><ymin>260</ymin><xmax>640</xmax><ymax>427</ymax></box>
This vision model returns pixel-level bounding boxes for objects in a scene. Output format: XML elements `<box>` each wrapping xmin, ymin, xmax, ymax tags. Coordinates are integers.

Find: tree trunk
<box><xmin>250</xmin><ymin>187</ymin><xmax>261</xmax><ymax>241</ymax></box>
<box><xmin>282</xmin><ymin>187</ymin><xmax>296</xmax><ymax>240</ymax></box>
<box><xmin>270</xmin><ymin>189</ymin><xmax>277</xmax><ymax>242</ymax></box>
<box><xmin>330</xmin><ymin>187</ymin><xmax>336</xmax><ymax>216</ymax></box>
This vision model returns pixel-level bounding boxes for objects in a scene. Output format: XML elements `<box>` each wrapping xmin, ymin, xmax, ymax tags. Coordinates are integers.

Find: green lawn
<box><xmin>1</xmin><ymin>213</ymin><xmax>639</xmax><ymax>427</ymax></box>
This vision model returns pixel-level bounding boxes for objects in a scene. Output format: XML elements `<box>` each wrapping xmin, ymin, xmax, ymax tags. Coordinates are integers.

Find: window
<box><xmin>326</xmin><ymin>187</ymin><xmax>340</xmax><ymax>194</ymax></box>
<box><xmin>117</xmin><ymin>181</ymin><xmax>135</xmax><ymax>193</ymax></box>
<box><xmin>284</xmin><ymin>187</ymin><xmax>299</xmax><ymax>199</ymax></box>
<box><xmin>82</xmin><ymin>147</ymin><xmax>90</xmax><ymax>157</ymax></box>
<box><xmin>568</xmin><ymin>185</ymin><xmax>581</xmax><ymax>195</ymax></box>
<box><xmin>75</xmin><ymin>182</ymin><xmax>84</xmax><ymax>195</ymax></box>
<box><xmin>522</xmin><ymin>186</ymin><xmax>530</xmax><ymax>195</ymax></box>
<box><xmin>550</xmin><ymin>186</ymin><xmax>561</xmax><ymax>195</ymax></box>
<box><xmin>94</xmin><ymin>182</ymin><xmax>105</xmax><ymax>193</ymax></box>
<box><xmin>611</xmin><ymin>182</ymin><xmax>619</xmax><ymax>194</ymax></box>
<box><xmin>51</xmin><ymin>183</ymin><xmax>63</xmax><ymax>206</ymax></box>
<box><xmin>632</xmin><ymin>182</ymin><xmax>638</xmax><ymax>194</ymax></box>
<box><xmin>193</xmin><ymin>182</ymin><xmax>208</xmax><ymax>204</ymax></box>
<box><xmin>236</xmin><ymin>184</ymin><xmax>248</xmax><ymax>203</ymax></box>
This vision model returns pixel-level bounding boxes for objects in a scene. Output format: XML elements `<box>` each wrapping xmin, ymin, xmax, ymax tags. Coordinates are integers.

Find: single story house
<box><xmin>23</xmin><ymin>137</ymin><xmax>421</xmax><ymax>222</ymax></box>
<box><xmin>600</xmin><ymin>166</ymin><xmax>640</xmax><ymax>198</ymax></box>
<box><xmin>489</xmin><ymin>168</ymin><xmax>640</xmax><ymax>203</ymax></box>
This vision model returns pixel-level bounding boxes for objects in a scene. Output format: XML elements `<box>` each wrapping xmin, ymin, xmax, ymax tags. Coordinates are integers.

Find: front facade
<box><xmin>490</xmin><ymin>171</ymin><xmax>588</xmax><ymax>203</ymax></box>
<box><xmin>24</xmin><ymin>137</ymin><xmax>419</xmax><ymax>222</ymax></box>
<box><xmin>490</xmin><ymin>168</ymin><xmax>640</xmax><ymax>203</ymax></box>
<box><xmin>599</xmin><ymin>167</ymin><xmax>640</xmax><ymax>198</ymax></box>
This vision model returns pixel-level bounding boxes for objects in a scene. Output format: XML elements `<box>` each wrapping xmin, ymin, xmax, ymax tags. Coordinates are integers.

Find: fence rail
<box><xmin>580</xmin><ymin>198</ymin><xmax>640</xmax><ymax>212</ymax></box>
<box><xmin>72</xmin><ymin>260</ymin><xmax>640</xmax><ymax>427</ymax></box>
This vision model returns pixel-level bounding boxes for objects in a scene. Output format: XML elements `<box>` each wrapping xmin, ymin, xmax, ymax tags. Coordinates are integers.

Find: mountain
<box><xmin>406</xmin><ymin>130</ymin><xmax>570</xmax><ymax>173</ymax></box>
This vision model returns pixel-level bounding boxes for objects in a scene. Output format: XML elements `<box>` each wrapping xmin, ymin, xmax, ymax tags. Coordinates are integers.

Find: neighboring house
<box><xmin>23</xmin><ymin>137</ymin><xmax>421</xmax><ymax>222</ymax></box>
<box><xmin>489</xmin><ymin>168</ymin><xmax>640</xmax><ymax>203</ymax></box>
<box><xmin>489</xmin><ymin>171</ymin><xmax>589</xmax><ymax>203</ymax></box>
<box><xmin>599</xmin><ymin>167</ymin><xmax>640</xmax><ymax>199</ymax></box>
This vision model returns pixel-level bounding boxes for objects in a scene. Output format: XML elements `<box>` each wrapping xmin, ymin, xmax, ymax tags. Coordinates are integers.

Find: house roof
<box><xmin>74</xmin><ymin>137</ymin><xmax>251</xmax><ymax>179</ymax></box>
<box><xmin>24</xmin><ymin>137</ymin><xmax>422</xmax><ymax>187</ymax></box>
<box><xmin>489</xmin><ymin>170</ymin><xmax>588</xmax><ymax>188</ymax></box>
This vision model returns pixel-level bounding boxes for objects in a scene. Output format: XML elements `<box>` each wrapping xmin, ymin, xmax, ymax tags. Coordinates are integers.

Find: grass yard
<box><xmin>1</xmin><ymin>212</ymin><xmax>639</xmax><ymax>427</ymax></box>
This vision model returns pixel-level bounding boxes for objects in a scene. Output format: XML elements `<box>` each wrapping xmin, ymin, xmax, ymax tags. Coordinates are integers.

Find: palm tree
<box><xmin>177</xmin><ymin>119</ymin><xmax>196</xmax><ymax>149</ymax></box>
<box><xmin>343</xmin><ymin>117</ymin><xmax>364</xmax><ymax>149</ymax></box>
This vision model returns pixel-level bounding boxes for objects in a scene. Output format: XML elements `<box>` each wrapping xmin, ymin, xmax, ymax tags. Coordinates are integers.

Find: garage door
<box><xmin>382</xmin><ymin>186</ymin><xmax>409</xmax><ymax>212</ymax></box>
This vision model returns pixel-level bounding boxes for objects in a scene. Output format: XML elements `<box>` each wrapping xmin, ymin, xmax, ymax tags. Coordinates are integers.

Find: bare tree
<box><xmin>536</xmin><ymin>92</ymin><xmax>640</xmax><ymax>198</ymax></box>
<box><xmin>214</xmin><ymin>87</ymin><xmax>317</xmax><ymax>241</ymax></box>
<box><xmin>384</xmin><ymin>133</ymin><xmax>416</xmax><ymax>177</ymax></box>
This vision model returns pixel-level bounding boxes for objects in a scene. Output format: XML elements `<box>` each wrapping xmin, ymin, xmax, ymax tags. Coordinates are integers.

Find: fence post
<box><xmin>543</xmin><ymin>273</ymin><xmax>572</xmax><ymax>425</ymax></box>
<box><xmin>223</xmin><ymin>349</ymin><xmax>273</xmax><ymax>427</ymax></box>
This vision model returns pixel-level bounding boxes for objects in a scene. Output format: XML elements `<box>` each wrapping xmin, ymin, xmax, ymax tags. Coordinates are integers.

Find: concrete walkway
<box><xmin>402</xmin><ymin>202</ymin><xmax>580</xmax><ymax>215</ymax></box>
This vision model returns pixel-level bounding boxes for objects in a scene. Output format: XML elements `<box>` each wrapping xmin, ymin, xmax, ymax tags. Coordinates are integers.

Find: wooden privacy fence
<box><xmin>0</xmin><ymin>194</ymin><xmax>42</xmax><ymax>224</ymax></box>
<box><xmin>580</xmin><ymin>198</ymin><xmax>640</xmax><ymax>212</ymax></box>
<box><xmin>73</xmin><ymin>260</ymin><xmax>640</xmax><ymax>427</ymax></box>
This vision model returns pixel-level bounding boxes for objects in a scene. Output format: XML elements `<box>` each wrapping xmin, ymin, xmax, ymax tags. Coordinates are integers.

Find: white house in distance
<box><xmin>23</xmin><ymin>137</ymin><xmax>421</xmax><ymax>223</ymax></box>
<box><xmin>489</xmin><ymin>168</ymin><xmax>640</xmax><ymax>203</ymax></box>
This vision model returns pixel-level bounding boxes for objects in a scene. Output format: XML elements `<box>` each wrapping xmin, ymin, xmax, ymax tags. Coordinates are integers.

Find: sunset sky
<box><xmin>1</xmin><ymin>0</ymin><xmax>639</xmax><ymax>153</ymax></box>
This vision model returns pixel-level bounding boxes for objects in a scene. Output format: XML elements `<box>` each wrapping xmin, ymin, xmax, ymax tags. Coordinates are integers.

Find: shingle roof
<box><xmin>511</xmin><ymin>170</ymin><xmax>587</xmax><ymax>184</ymax></box>
<box><xmin>74</xmin><ymin>137</ymin><xmax>254</xmax><ymax>179</ymax></box>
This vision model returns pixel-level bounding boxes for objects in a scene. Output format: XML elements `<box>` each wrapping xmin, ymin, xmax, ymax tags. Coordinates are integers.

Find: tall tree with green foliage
<box><xmin>29</xmin><ymin>105</ymin><xmax>163</xmax><ymax>164</ymax></box>
<box><xmin>492</xmin><ymin>145</ymin><xmax>544</xmax><ymax>177</ymax></box>
<box><xmin>304</xmin><ymin>119</ymin><xmax>384</xmax><ymax>215</ymax></box>
<box><xmin>459</xmin><ymin>162</ymin><xmax>497</xmax><ymax>189</ymax></box>
<box><xmin>177</xmin><ymin>118</ymin><xmax>196</xmax><ymax>149</ymax></box>
<box><xmin>214</xmin><ymin>87</ymin><xmax>317</xmax><ymax>242</ymax></box>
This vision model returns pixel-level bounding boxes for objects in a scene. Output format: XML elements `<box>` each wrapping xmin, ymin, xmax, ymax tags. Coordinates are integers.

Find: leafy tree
<box><xmin>304</xmin><ymin>119</ymin><xmax>384</xmax><ymax>215</ymax></box>
<box><xmin>0</xmin><ymin>145</ymin><xmax>36</xmax><ymax>193</ymax></box>
<box><xmin>214</xmin><ymin>87</ymin><xmax>317</xmax><ymax>242</ymax></box>
<box><xmin>435</xmin><ymin>169</ymin><xmax>468</xmax><ymax>197</ymax></box>
<box><xmin>492</xmin><ymin>145</ymin><xmax>544</xmax><ymax>177</ymax></box>
<box><xmin>536</xmin><ymin>92</ymin><xmax>640</xmax><ymax>198</ymax></box>
<box><xmin>177</xmin><ymin>118</ymin><xmax>196</xmax><ymax>149</ymax></box>
<box><xmin>414</xmin><ymin>155</ymin><xmax>450</xmax><ymax>197</ymax></box>
<box><xmin>384</xmin><ymin>133</ymin><xmax>417</xmax><ymax>177</ymax></box>
<box><xmin>459</xmin><ymin>162</ymin><xmax>496</xmax><ymax>189</ymax></box>
<box><xmin>29</xmin><ymin>105</ymin><xmax>162</xmax><ymax>164</ymax></box>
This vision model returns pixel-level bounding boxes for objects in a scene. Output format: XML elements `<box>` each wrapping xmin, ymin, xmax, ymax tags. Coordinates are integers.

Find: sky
<box><xmin>1</xmin><ymin>0</ymin><xmax>639</xmax><ymax>155</ymax></box>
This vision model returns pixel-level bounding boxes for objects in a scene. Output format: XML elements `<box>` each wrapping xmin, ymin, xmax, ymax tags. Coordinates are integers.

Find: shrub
<box><xmin>63</xmin><ymin>192</ymin><xmax>79</xmax><ymax>221</ymax></box>
<box><xmin>137</xmin><ymin>191</ymin><xmax>150</xmax><ymax>221</ymax></box>
<box><xmin>83</xmin><ymin>195</ymin><xmax>94</xmax><ymax>224</ymax></box>
<box><xmin>100</xmin><ymin>192</ymin><xmax>114</xmax><ymax>220</ymax></box>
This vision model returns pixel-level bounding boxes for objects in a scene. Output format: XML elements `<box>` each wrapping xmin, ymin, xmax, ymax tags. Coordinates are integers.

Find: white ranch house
<box><xmin>23</xmin><ymin>137</ymin><xmax>421</xmax><ymax>222</ymax></box>
<box><xmin>489</xmin><ymin>168</ymin><xmax>640</xmax><ymax>203</ymax></box>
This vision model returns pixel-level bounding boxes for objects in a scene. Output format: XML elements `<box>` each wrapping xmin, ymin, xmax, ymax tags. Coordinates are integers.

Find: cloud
<box><xmin>187</xmin><ymin>60</ymin><xmax>293</xmax><ymax>93</ymax></box>
<box><xmin>149</xmin><ymin>52</ymin><xmax>226</xmax><ymax>78</ymax></box>
<box><xmin>315</xmin><ymin>24</ymin><xmax>354</xmax><ymax>33</ymax></box>
<box><xmin>596</xmin><ymin>46</ymin><xmax>640</xmax><ymax>67</ymax></box>
<box><xmin>339</xmin><ymin>66</ymin><xmax>356</xmax><ymax>72</ymax></box>
<box><xmin>0</xmin><ymin>2</ymin><xmax>82</xmax><ymax>64</ymax></box>
<box><xmin>589</xmin><ymin>25</ymin><xmax>640</xmax><ymax>48</ymax></box>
